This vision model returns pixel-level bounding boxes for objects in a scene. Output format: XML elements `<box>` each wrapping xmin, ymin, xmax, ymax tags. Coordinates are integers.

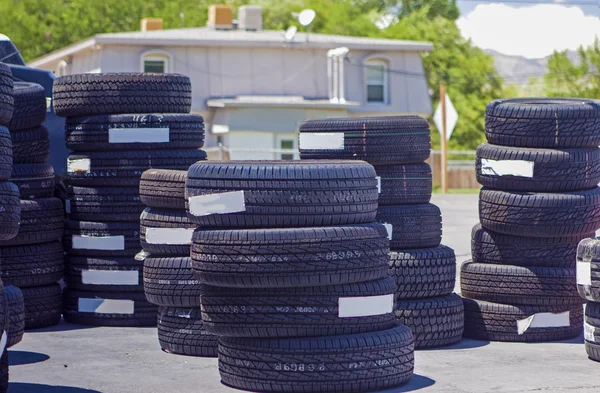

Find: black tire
<box><xmin>66</xmin><ymin>186</ymin><xmax>144</xmax><ymax>222</ymax></box>
<box><xmin>374</xmin><ymin>162</ymin><xmax>432</xmax><ymax>205</ymax></box>
<box><xmin>21</xmin><ymin>284</ymin><xmax>62</xmax><ymax>330</ymax></box>
<box><xmin>0</xmin><ymin>198</ymin><xmax>63</xmax><ymax>246</ymax></box>
<box><xmin>186</xmin><ymin>161</ymin><xmax>378</xmax><ymax>228</ymax></box>
<box><xmin>64</xmin><ymin>255</ymin><xmax>143</xmax><ymax>292</ymax></box>
<box><xmin>0</xmin><ymin>182</ymin><xmax>20</xmax><ymax>241</ymax></box>
<box><xmin>5</xmin><ymin>286</ymin><xmax>24</xmax><ymax>348</ymax></box>
<box><xmin>0</xmin><ymin>351</ymin><xmax>7</xmax><ymax>393</ymax></box>
<box><xmin>576</xmin><ymin>238</ymin><xmax>600</xmax><ymax>302</ymax></box>
<box><xmin>53</xmin><ymin>73</ymin><xmax>192</xmax><ymax>117</ymax></box>
<box><xmin>485</xmin><ymin>98</ymin><xmax>600</xmax><ymax>148</ymax></box>
<box><xmin>390</xmin><ymin>245</ymin><xmax>456</xmax><ymax>299</ymax></box>
<box><xmin>475</xmin><ymin>143</ymin><xmax>600</xmax><ymax>192</ymax></box>
<box><xmin>140</xmin><ymin>208</ymin><xmax>195</xmax><ymax>256</ymax></box>
<box><xmin>66</xmin><ymin>113</ymin><xmax>205</xmax><ymax>151</ymax></box>
<box><xmin>63</xmin><ymin>289</ymin><xmax>157</xmax><ymax>327</ymax></box>
<box><xmin>67</xmin><ymin>149</ymin><xmax>206</xmax><ymax>187</ymax></box>
<box><xmin>140</xmin><ymin>169</ymin><xmax>187</xmax><ymax>209</ymax></box>
<box><xmin>10</xmin><ymin>163</ymin><xmax>55</xmax><ymax>199</ymax></box>
<box><xmin>1</xmin><ymin>242</ymin><xmax>64</xmax><ymax>288</ymax></box>
<box><xmin>394</xmin><ymin>294</ymin><xmax>464</xmax><ymax>349</ymax></box>
<box><xmin>63</xmin><ymin>220</ymin><xmax>140</xmax><ymax>257</ymax></box>
<box><xmin>158</xmin><ymin>307</ymin><xmax>218</xmax><ymax>357</ymax></box>
<box><xmin>585</xmin><ymin>302</ymin><xmax>600</xmax><ymax>361</ymax></box>
<box><xmin>8</xmin><ymin>82</ymin><xmax>46</xmax><ymax>131</ymax></box>
<box><xmin>143</xmin><ymin>256</ymin><xmax>202</xmax><ymax>307</ymax></box>
<box><xmin>460</xmin><ymin>261</ymin><xmax>582</xmax><ymax>307</ymax></box>
<box><xmin>463</xmin><ymin>298</ymin><xmax>582</xmax><ymax>342</ymax></box>
<box><xmin>219</xmin><ymin>326</ymin><xmax>414</xmax><ymax>393</ymax></box>
<box><xmin>472</xmin><ymin>223</ymin><xmax>589</xmax><ymax>268</ymax></box>
<box><xmin>201</xmin><ymin>277</ymin><xmax>397</xmax><ymax>338</ymax></box>
<box><xmin>10</xmin><ymin>126</ymin><xmax>49</xmax><ymax>164</ymax></box>
<box><xmin>299</xmin><ymin>116</ymin><xmax>431</xmax><ymax>164</ymax></box>
<box><xmin>479</xmin><ymin>187</ymin><xmax>600</xmax><ymax>237</ymax></box>
<box><xmin>191</xmin><ymin>224</ymin><xmax>390</xmax><ymax>288</ymax></box>
<box><xmin>586</xmin><ymin>341</ymin><xmax>600</xmax><ymax>362</ymax></box>
<box><xmin>376</xmin><ymin>204</ymin><xmax>442</xmax><ymax>250</ymax></box>
<box><xmin>0</xmin><ymin>63</ymin><xmax>13</xmax><ymax>127</ymax></box>
<box><xmin>0</xmin><ymin>126</ymin><xmax>12</xmax><ymax>181</ymax></box>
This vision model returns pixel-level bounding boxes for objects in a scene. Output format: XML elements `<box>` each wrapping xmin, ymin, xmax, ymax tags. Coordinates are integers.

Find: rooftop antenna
<box><xmin>284</xmin><ymin>26</ymin><xmax>298</xmax><ymax>44</ymax></box>
<box><xmin>298</xmin><ymin>9</ymin><xmax>316</xmax><ymax>42</ymax></box>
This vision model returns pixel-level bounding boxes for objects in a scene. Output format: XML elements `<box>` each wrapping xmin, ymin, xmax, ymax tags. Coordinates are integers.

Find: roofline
<box><xmin>29</xmin><ymin>32</ymin><xmax>433</xmax><ymax>67</ymax></box>
<box><xmin>29</xmin><ymin>37</ymin><xmax>96</xmax><ymax>68</ymax></box>
<box><xmin>207</xmin><ymin>98</ymin><xmax>360</xmax><ymax>109</ymax></box>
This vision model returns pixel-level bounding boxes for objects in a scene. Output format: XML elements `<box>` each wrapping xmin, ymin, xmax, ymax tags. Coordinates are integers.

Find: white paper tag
<box><xmin>78</xmin><ymin>298</ymin><xmax>135</xmax><ymax>314</ymax></box>
<box><xmin>376</xmin><ymin>177</ymin><xmax>381</xmax><ymax>193</ymax></box>
<box><xmin>383</xmin><ymin>223</ymin><xmax>393</xmax><ymax>240</ymax></box>
<box><xmin>480</xmin><ymin>158</ymin><xmax>534</xmax><ymax>178</ymax></box>
<box><xmin>338</xmin><ymin>294</ymin><xmax>394</xmax><ymax>318</ymax></box>
<box><xmin>188</xmin><ymin>191</ymin><xmax>246</xmax><ymax>217</ymax></box>
<box><xmin>299</xmin><ymin>133</ymin><xmax>344</xmax><ymax>150</ymax></box>
<box><xmin>108</xmin><ymin>127</ymin><xmax>170</xmax><ymax>143</ymax></box>
<box><xmin>0</xmin><ymin>331</ymin><xmax>7</xmax><ymax>355</ymax></box>
<box><xmin>72</xmin><ymin>235</ymin><xmax>125</xmax><ymax>250</ymax></box>
<box><xmin>67</xmin><ymin>158</ymin><xmax>91</xmax><ymax>173</ymax></box>
<box><xmin>516</xmin><ymin>311</ymin><xmax>570</xmax><ymax>335</ymax></box>
<box><xmin>577</xmin><ymin>260</ymin><xmax>592</xmax><ymax>286</ymax></box>
<box><xmin>65</xmin><ymin>199</ymin><xmax>71</xmax><ymax>214</ymax></box>
<box><xmin>81</xmin><ymin>270</ymin><xmax>139</xmax><ymax>285</ymax></box>
<box><xmin>585</xmin><ymin>322</ymin><xmax>597</xmax><ymax>342</ymax></box>
<box><xmin>146</xmin><ymin>228</ymin><xmax>194</xmax><ymax>245</ymax></box>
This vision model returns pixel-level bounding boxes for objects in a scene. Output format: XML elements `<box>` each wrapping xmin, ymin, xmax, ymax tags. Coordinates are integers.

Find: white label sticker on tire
<box><xmin>480</xmin><ymin>158</ymin><xmax>534</xmax><ymax>178</ymax></box>
<box><xmin>577</xmin><ymin>260</ymin><xmax>592</xmax><ymax>286</ymax></box>
<box><xmin>81</xmin><ymin>270</ymin><xmax>139</xmax><ymax>285</ymax></box>
<box><xmin>188</xmin><ymin>191</ymin><xmax>246</xmax><ymax>217</ymax></box>
<box><xmin>0</xmin><ymin>331</ymin><xmax>7</xmax><ymax>355</ymax></box>
<box><xmin>67</xmin><ymin>158</ymin><xmax>91</xmax><ymax>173</ymax></box>
<box><xmin>376</xmin><ymin>177</ymin><xmax>381</xmax><ymax>193</ymax></box>
<box><xmin>585</xmin><ymin>322</ymin><xmax>597</xmax><ymax>342</ymax></box>
<box><xmin>108</xmin><ymin>127</ymin><xmax>170</xmax><ymax>143</ymax></box>
<box><xmin>78</xmin><ymin>298</ymin><xmax>135</xmax><ymax>314</ymax></box>
<box><xmin>382</xmin><ymin>223</ymin><xmax>393</xmax><ymax>240</ymax></box>
<box><xmin>145</xmin><ymin>228</ymin><xmax>194</xmax><ymax>245</ymax></box>
<box><xmin>516</xmin><ymin>311</ymin><xmax>570</xmax><ymax>335</ymax></box>
<box><xmin>72</xmin><ymin>235</ymin><xmax>125</xmax><ymax>250</ymax></box>
<box><xmin>338</xmin><ymin>294</ymin><xmax>394</xmax><ymax>318</ymax></box>
<box><xmin>299</xmin><ymin>133</ymin><xmax>344</xmax><ymax>150</ymax></box>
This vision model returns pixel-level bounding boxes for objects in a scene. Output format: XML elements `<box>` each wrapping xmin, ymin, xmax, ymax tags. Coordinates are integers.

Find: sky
<box><xmin>457</xmin><ymin>0</ymin><xmax>600</xmax><ymax>58</ymax></box>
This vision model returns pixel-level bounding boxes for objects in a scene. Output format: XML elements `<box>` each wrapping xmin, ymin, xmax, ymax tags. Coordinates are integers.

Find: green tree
<box><xmin>381</xmin><ymin>6</ymin><xmax>504</xmax><ymax>149</ymax></box>
<box><xmin>543</xmin><ymin>38</ymin><xmax>600</xmax><ymax>98</ymax></box>
<box><xmin>396</xmin><ymin>0</ymin><xmax>459</xmax><ymax>20</ymax></box>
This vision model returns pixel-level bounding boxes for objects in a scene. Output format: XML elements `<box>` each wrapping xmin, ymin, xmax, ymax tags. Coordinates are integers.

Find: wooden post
<box><xmin>440</xmin><ymin>84</ymin><xmax>448</xmax><ymax>193</ymax></box>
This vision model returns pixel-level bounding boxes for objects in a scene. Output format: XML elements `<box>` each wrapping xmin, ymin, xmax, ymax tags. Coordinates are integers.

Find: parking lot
<box><xmin>8</xmin><ymin>193</ymin><xmax>600</xmax><ymax>393</ymax></box>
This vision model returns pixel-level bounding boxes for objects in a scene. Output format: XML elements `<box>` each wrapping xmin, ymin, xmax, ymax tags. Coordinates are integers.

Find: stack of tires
<box><xmin>52</xmin><ymin>73</ymin><xmax>207</xmax><ymax>326</ymax></box>
<box><xmin>298</xmin><ymin>116</ymin><xmax>463</xmax><ymax>349</ymax></box>
<box><xmin>0</xmin><ymin>61</ymin><xmax>20</xmax><ymax>393</ymax></box>
<box><xmin>462</xmin><ymin>98</ymin><xmax>600</xmax><ymax>342</ymax></box>
<box><xmin>187</xmin><ymin>160</ymin><xmax>415</xmax><ymax>393</ymax></box>
<box><xmin>139</xmin><ymin>168</ymin><xmax>218</xmax><ymax>356</ymax></box>
<box><xmin>1</xmin><ymin>74</ymin><xmax>63</xmax><ymax>332</ymax></box>
<box><xmin>576</xmin><ymin>238</ymin><xmax>600</xmax><ymax>361</ymax></box>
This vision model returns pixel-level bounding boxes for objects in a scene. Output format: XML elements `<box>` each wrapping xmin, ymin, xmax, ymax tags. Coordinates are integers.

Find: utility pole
<box><xmin>440</xmin><ymin>84</ymin><xmax>448</xmax><ymax>193</ymax></box>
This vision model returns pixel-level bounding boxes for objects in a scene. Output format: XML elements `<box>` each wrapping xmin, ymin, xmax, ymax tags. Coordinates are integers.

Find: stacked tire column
<box><xmin>462</xmin><ymin>98</ymin><xmax>600</xmax><ymax>341</ymax></box>
<box><xmin>299</xmin><ymin>116</ymin><xmax>463</xmax><ymax>348</ymax></box>
<box><xmin>187</xmin><ymin>161</ymin><xmax>415</xmax><ymax>393</ymax></box>
<box><xmin>1</xmin><ymin>75</ymin><xmax>63</xmax><ymax>332</ymax></box>
<box><xmin>0</xmin><ymin>61</ymin><xmax>20</xmax><ymax>393</ymax></box>
<box><xmin>51</xmin><ymin>73</ymin><xmax>207</xmax><ymax>326</ymax></box>
<box><xmin>139</xmin><ymin>169</ymin><xmax>218</xmax><ymax>356</ymax></box>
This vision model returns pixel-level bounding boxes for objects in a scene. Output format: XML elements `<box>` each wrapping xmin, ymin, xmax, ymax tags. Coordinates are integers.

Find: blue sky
<box><xmin>456</xmin><ymin>0</ymin><xmax>600</xmax><ymax>58</ymax></box>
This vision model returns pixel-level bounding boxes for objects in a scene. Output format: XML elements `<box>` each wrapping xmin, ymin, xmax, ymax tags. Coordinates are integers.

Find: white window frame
<box><xmin>364</xmin><ymin>57</ymin><xmax>389</xmax><ymax>105</ymax></box>
<box><xmin>140</xmin><ymin>49</ymin><xmax>172</xmax><ymax>73</ymax></box>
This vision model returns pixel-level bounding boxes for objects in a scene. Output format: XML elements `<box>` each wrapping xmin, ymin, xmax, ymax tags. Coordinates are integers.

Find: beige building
<box><xmin>31</xmin><ymin>5</ymin><xmax>433</xmax><ymax>159</ymax></box>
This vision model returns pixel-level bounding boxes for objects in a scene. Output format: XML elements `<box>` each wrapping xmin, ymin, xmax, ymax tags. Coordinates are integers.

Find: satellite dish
<box><xmin>298</xmin><ymin>9</ymin><xmax>316</xmax><ymax>26</ymax></box>
<box><xmin>285</xmin><ymin>26</ymin><xmax>298</xmax><ymax>41</ymax></box>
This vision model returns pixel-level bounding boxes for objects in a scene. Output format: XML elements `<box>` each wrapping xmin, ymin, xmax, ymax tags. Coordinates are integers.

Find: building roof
<box><xmin>207</xmin><ymin>95</ymin><xmax>359</xmax><ymax>109</ymax></box>
<box><xmin>30</xmin><ymin>27</ymin><xmax>433</xmax><ymax>68</ymax></box>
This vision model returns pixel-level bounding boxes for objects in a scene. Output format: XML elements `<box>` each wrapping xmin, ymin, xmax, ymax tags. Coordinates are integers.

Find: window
<box><xmin>280</xmin><ymin>140</ymin><xmax>295</xmax><ymax>160</ymax></box>
<box><xmin>366</xmin><ymin>59</ymin><xmax>388</xmax><ymax>103</ymax></box>
<box><xmin>141</xmin><ymin>51</ymin><xmax>172</xmax><ymax>74</ymax></box>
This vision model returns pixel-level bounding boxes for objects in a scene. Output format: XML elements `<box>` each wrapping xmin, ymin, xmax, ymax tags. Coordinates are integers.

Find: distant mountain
<box><xmin>485</xmin><ymin>49</ymin><xmax>580</xmax><ymax>85</ymax></box>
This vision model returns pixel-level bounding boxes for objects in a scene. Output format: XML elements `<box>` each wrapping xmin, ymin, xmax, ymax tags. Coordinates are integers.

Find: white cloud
<box><xmin>457</xmin><ymin>3</ymin><xmax>600</xmax><ymax>58</ymax></box>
